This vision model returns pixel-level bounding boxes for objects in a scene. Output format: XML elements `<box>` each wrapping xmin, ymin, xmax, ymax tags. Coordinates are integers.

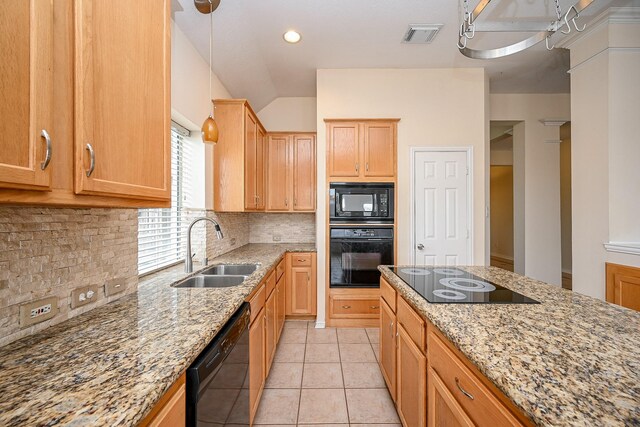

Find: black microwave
<box><xmin>329</xmin><ymin>183</ymin><xmax>394</xmax><ymax>223</ymax></box>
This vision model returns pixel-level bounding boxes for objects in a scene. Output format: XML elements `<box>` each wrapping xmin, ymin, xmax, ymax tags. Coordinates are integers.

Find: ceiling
<box><xmin>172</xmin><ymin>0</ymin><xmax>631</xmax><ymax>111</ymax></box>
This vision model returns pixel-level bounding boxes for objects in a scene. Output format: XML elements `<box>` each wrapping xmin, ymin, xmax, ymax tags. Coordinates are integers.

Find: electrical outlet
<box><xmin>272</xmin><ymin>235</ymin><xmax>282</xmax><ymax>242</ymax></box>
<box><xmin>104</xmin><ymin>278</ymin><xmax>126</xmax><ymax>297</ymax></box>
<box><xmin>70</xmin><ymin>285</ymin><xmax>99</xmax><ymax>309</ymax></box>
<box><xmin>20</xmin><ymin>297</ymin><xmax>59</xmax><ymax>327</ymax></box>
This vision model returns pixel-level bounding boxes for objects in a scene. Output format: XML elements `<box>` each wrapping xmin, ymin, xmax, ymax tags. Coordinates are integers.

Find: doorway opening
<box><xmin>489</xmin><ymin>122</ymin><xmax>518</xmax><ymax>272</ymax></box>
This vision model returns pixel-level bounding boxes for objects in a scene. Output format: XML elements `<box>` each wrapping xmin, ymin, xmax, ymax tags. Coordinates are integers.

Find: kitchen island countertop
<box><xmin>0</xmin><ymin>243</ymin><xmax>315</xmax><ymax>426</ymax></box>
<box><xmin>379</xmin><ymin>265</ymin><xmax>640</xmax><ymax>427</ymax></box>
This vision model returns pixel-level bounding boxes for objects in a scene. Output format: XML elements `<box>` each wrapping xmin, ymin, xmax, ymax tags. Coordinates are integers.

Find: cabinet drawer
<box><xmin>266</xmin><ymin>270</ymin><xmax>276</xmax><ymax>297</ymax></box>
<box><xmin>380</xmin><ymin>277</ymin><xmax>396</xmax><ymax>312</ymax></box>
<box><xmin>397</xmin><ymin>297</ymin><xmax>425</xmax><ymax>351</ymax></box>
<box><xmin>428</xmin><ymin>331</ymin><xmax>524</xmax><ymax>427</ymax></box>
<box><xmin>276</xmin><ymin>259</ymin><xmax>285</xmax><ymax>281</ymax></box>
<box><xmin>248</xmin><ymin>284</ymin><xmax>266</xmax><ymax>323</ymax></box>
<box><xmin>290</xmin><ymin>253</ymin><xmax>312</xmax><ymax>267</ymax></box>
<box><xmin>330</xmin><ymin>296</ymin><xmax>380</xmax><ymax>318</ymax></box>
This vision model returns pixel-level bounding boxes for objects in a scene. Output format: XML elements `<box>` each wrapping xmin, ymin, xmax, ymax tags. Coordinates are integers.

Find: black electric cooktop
<box><xmin>390</xmin><ymin>267</ymin><xmax>539</xmax><ymax>304</ymax></box>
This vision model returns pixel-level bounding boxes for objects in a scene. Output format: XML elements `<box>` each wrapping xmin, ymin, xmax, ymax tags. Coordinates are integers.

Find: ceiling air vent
<box><xmin>402</xmin><ymin>24</ymin><xmax>443</xmax><ymax>44</ymax></box>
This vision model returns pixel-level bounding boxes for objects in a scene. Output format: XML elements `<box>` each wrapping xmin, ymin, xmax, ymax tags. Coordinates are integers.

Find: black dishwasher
<box><xmin>186</xmin><ymin>303</ymin><xmax>250</xmax><ymax>426</ymax></box>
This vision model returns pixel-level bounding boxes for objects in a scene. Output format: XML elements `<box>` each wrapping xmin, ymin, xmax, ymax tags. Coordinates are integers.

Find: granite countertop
<box><xmin>0</xmin><ymin>243</ymin><xmax>315</xmax><ymax>426</ymax></box>
<box><xmin>379</xmin><ymin>265</ymin><xmax>640</xmax><ymax>427</ymax></box>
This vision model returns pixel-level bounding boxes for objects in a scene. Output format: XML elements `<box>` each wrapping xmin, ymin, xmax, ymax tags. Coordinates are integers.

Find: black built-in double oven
<box><xmin>329</xmin><ymin>183</ymin><xmax>394</xmax><ymax>288</ymax></box>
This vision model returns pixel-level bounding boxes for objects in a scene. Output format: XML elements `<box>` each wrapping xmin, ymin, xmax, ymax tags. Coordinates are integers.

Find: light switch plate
<box><xmin>20</xmin><ymin>297</ymin><xmax>59</xmax><ymax>327</ymax></box>
<box><xmin>104</xmin><ymin>278</ymin><xmax>126</xmax><ymax>297</ymax></box>
<box><xmin>70</xmin><ymin>285</ymin><xmax>99</xmax><ymax>309</ymax></box>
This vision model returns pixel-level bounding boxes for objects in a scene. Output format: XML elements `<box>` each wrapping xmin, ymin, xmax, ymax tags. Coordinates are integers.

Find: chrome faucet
<box><xmin>185</xmin><ymin>217</ymin><xmax>224</xmax><ymax>273</ymax></box>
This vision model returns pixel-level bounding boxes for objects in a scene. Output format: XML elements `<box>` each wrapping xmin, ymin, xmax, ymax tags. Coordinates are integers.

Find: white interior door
<box><xmin>413</xmin><ymin>150</ymin><xmax>470</xmax><ymax>265</ymax></box>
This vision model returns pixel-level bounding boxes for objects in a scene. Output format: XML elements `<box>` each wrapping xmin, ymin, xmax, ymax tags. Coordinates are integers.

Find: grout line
<box><xmin>337</xmin><ymin>329</ymin><xmax>351</xmax><ymax>426</ymax></box>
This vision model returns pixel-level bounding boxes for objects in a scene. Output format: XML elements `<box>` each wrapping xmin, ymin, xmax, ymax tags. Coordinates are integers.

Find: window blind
<box><xmin>137</xmin><ymin>122</ymin><xmax>193</xmax><ymax>275</ymax></box>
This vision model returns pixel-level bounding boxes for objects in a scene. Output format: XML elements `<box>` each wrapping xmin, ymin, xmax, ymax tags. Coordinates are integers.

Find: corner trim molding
<box><xmin>314</xmin><ymin>321</ymin><xmax>326</xmax><ymax>329</ymax></box>
<box><xmin>604</xmin><ymin>242</ymin><xmax>640</xmax><ymax>256</ymax></box>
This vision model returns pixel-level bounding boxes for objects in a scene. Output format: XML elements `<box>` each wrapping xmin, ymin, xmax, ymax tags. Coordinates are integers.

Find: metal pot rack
<box><xmin>458</xmin><ymin>0</ymin><xmax>596</xmax><ymax>59</ymax></box>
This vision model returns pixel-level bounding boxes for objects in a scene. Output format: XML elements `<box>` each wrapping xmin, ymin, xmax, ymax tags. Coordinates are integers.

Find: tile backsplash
<box><xmin>0</xmin><ymin>207</ymin><xmax>138</xmax><ymax>346</ymax></box>
<box><xmin>249</xmin><ymin>213</ymin><xmax>316</xmax><ymax>244</ymax></box>
<box><xmin>0</xmin><ymin>208</ymin><xmax>315</xmax><ymax>347</ymax></box>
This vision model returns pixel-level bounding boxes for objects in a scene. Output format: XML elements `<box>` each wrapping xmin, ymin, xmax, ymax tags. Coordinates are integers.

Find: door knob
<box><xmin>417</xmin><ymin>244</ymin><xmax>424</xmax><ymax>250</ymax></box>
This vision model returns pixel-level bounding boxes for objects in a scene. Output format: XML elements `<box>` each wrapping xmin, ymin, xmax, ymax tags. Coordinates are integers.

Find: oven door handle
<box><xmin>331</xmin><ymin>238</ymin><xmax>393</xmax><ymax>243</ymax></box>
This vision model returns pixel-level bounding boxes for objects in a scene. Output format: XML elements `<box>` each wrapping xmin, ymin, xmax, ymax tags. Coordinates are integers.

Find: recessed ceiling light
<box><xmin>283</xmin><ymin>30</ymin><xmax>301</xmax><ymax>44</ymax></box>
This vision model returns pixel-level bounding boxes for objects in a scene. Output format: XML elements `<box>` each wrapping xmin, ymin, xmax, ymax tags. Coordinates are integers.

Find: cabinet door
<box><xmin>379</xmin><ymin>299</ymin><xmax>397</xmax><ymax>401</ymax></box>
<box><xmin>276</xmin><ymin>278</ymin><xmax>286</xmax><ymax>338</ymax></box>
<box><xmin>266</xmin><ymin>135</ymin><xmax>290</xmax><ymax>211</ymax></box>
<box><xmin>292</xmin><ymin>135</ymin><xmax>316</xmax><ymax>211</ymax></box>
<box><xmin>244</xmin><ymin>110</ymin><xmax>258</xmax><ymax>210</ymax></box>
<box><xmin>328</xmin><ymin>123</ymin><xmax>359</xmax><ymax>177</ymax></box>
<box><xmin>74</xmin><ymin>0</ymin><xmax>170</xmax><ymax>200</ymax></box>
<box><xmin>249</xmin><ymin>310</ymin><xmax>266</xmax><ymax>421</ymax></box>
<box><xmin>428</xmin><ymin>368</ymin><xmax>474</xmax><ymax>427</ymax></box>
<box><xmin>256</xmin><ymin>126</ymin><xmax>266</xmax><ymax>210</ymax></box>
<box><xmin>290</xmin><ymin>267</ymin><xmax>313</xmax><ymax>315</ymax></box>
<box><xmin>397</xmin><ymin>324</ymin><xmax>427</xmax><ymax>427</ymax></box>
<box><xmin>363</xmin><ymin>122</ymin><xmax>395</xmax><ymax>177</ymax></box>
<box><xmin>265</xmin><ymin>292</ymin><xmax>277</xmax><ymax>375</ymax></box>
<box><xmin>0</xmin><ymin>0</ymin><xmax>53</xmax><ymax>190</ymax></box>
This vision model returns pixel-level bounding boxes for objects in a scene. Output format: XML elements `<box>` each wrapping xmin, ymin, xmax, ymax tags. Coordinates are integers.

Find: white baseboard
<box><xmin>314</xmin><ymin>321</ymin><xmax>326</xmax><ymax>329</ymax></box>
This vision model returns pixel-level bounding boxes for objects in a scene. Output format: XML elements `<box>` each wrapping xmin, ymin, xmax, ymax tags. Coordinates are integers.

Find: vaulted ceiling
<box><xmin>172</xmin><ymin>0</ymin><xmax>631</xmax><ymax>110</ymax></box>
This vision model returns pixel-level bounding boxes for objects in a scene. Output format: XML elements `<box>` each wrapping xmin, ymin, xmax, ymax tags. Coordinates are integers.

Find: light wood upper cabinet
<box><xmin>363</xmin><ymin>122</ymin><xmax>395</xmax><ymax>177</ymax></box>
<box><xmin>244</xmin><ymin>110</ymin><xmax>258</xmax><ymax>209</ymax></box>
<box><xmin>0</xmin><ymin>0</ymin><xmax>53</xmax><ymax>191</ymax></box>
<box><xmin>74</xmin><ymin>0</ymin><xmax>171</xmax><ymax>201</ymax></box>
<box><xmin>327</xmin><ymin>122</ymin><xmax>360</xmax><ymax>177</ymax></box>
<box><xmin>266</xmin><ymin>133</ymin><xmax>316</xmax><ymax>212</ymax></box>
<box><xmin>292</xmin><ymin>135</ymin><xmax>316</xmax><ymax>211</ymax></box>
<box><xmin>326</xmin><ymin>119</ymin><xmax>398</xmax><ymax>181</ymax></box>
<box><xmin>213</xmin><ymin>99</ymin><xmax>266</xmax><ymax>212</ymax></box>
<box><xmin>266</xmin><ymin>135</ymin><xmax>289</xmax><ymax>211</ymax></box>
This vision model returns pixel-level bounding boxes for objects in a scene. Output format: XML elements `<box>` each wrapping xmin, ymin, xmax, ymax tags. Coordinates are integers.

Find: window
<box><xmin>138</xmin><ymin>122</ymin><xmax>193</xmax><ymax>275</ymax></box>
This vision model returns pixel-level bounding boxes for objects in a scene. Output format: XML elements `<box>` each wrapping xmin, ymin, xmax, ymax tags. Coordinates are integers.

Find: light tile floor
<box><xmin>254</xmin><ymin>321</ymin><xmax>401</xmax><ymax>426</ymax></box>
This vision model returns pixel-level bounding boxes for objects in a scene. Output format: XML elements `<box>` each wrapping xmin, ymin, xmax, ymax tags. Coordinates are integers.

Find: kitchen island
<box><xmin>0</xmin><ymin>243</ymin><xmax>315</xmax><ymax>426</ymax></box>
<box><xmin>380</xmin><ymin>265</ymin><xmax>640</xmax><ymax>426</ymax></box>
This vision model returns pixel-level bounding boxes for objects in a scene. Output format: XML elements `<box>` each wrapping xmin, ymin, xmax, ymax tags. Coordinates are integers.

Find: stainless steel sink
<box><xmin>174</xmin><ymin>275</ymin><xmax>247</xmax><ymax>288</ymax></box>
<box><xmin>201</xmin><ymin>264</ymin><xmax>259</xmax><ymax>276</ymax></box>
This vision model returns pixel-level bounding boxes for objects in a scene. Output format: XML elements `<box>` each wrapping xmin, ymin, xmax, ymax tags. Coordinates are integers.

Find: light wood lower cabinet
<box><xmin>265</xmin><ymin>289</ymin><xmax>277</xmax><ymax>375</ymax></box>
<box><xmin>606</xmin><ymin>263</ymin><xmax>640</xmax><ymax>311</ymax></box>
<box><xmin>428</xmin><ymin>367</ymin><xmax>474</xmax><ymax>427</ymax></box>
<box><xmin>397</xmin><ymin>323</ymin><xmax>427</xmax><ymax>427</ymax></box>
<box><xmin>379</xmin><ymin>299</ymin><xmax>396</xmax><ymax>401</ymax></box>
<box><xmin>328</xmin><ymin>288</ymin><xmax>380</xmax><ymax>327</ymax></box>
<box><xmin>286</xmin><ymin>252</ymin><xmax>317</xmax><ymax>317</ymax></box>
<box><xmin>276</xmin><ymin>274</ymin><xmax>286</xmax><ymax>338</ymax></box>
<box><xmin>249</xmin><ymin>304</ymin><xmax>265</xmax><ymax>423</ymax></box>
<box><xmin>140</xmin><ymin>373</ymin><xmax>186</xmax><ymax>427</ymax></box>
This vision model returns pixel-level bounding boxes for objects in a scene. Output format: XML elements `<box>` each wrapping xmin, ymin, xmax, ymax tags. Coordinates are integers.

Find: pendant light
<box><xmin>201</xmin><ymin>0</ymin><xmax>219</xmax><ymax>144</ymax></box>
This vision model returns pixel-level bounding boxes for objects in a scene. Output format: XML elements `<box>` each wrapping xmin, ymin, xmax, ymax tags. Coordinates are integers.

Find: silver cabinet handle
<box><xmin>355</xmin><ymin>163</ymin><xmax>359</xmax><ymax>173</ymax></box>
<box><xmin>40</xmin><ymin>129</ymin><xmax>52</xmax><ymax>170</ymax></box>
<box><xmin>85</xmin><ymin>143</ymin><xmax>95</xmax><ymax>177</ymax></box>
<box><xmin>389</xmin><ymin>321</ymin><xmax>393</xmax><ymax>337</ymax></box>
<box><xmin>366</xmin><ymin>162</ymin><xmax>369</xmax><ymax>172</ymax></box>
<box><xmin>285</xmin><ymin>198</ymin><xmax>288</xmax><ymax>207</ymax></box>
<box><xmin>455</xmin><ymin>377</ymin><xmax>474</xmax><ymax>400</ymax></box>
<box><xmin>370</xmin><ymin>305</ymin><xmax>379</xmax><ymax>309</ymax></box>
<box><xmin>417</xmin><ymin>244</ymin><xmax>424</xmax><ymax>250</ymax></box>
<box><xmin>294</xmin><ymin>198</ymin><xmax>297</xmax><ymax>207</ymax></box>
<box><xmin>342</xmin><ymin>305</ymin><xmax>351</xmax><ymax>309</ymax></box>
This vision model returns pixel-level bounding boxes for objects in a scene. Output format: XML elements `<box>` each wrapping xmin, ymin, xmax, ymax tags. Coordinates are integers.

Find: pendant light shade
<box><xmin>201</xmin><ymin>114</ymin><xmax>219</xmax><ymax>144</ymax></box>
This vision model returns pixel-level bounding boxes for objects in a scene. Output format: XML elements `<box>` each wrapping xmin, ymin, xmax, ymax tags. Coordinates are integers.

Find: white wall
<box><xmin>171</xmin><ymin>21</ymin><xmax>232</xmax><ymax>209</ymax></box>
<box><xmin>316</xmin><ymin>68</ymin><xmax>489</xmax><ymax>326</ymax></box>
<box><xmin>490</xmin><ymin>94</ymin><xmax>571</xmax><ymax>285</ymax></box>
<box><xmin>563</xmin><ymin>9</ymin><xmax>640</xmax><ymax>299</ymax></box>
<box><xmin>258</xmin><ymin>97</ymin><xmax>317</xmax><ymax>132</ymax></box>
